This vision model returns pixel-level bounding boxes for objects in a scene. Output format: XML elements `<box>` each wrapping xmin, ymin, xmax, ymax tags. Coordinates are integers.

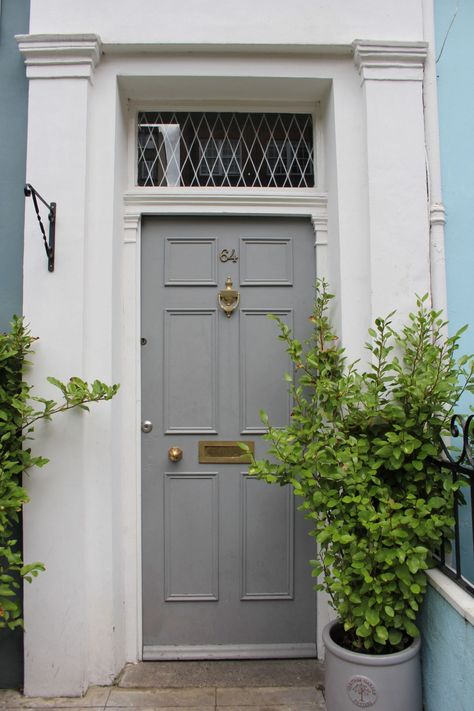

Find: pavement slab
<box><xmin>0</xmin><ymin>688</ymin><xmax>110</xmax><ymax>708</ymax></box>
<box><xmin>216</xmin><ymin>686</ymin><xmax>320</xmax><ymax>706</ymax></box>
<box><xmin>106</xmin><ymin>688</ymin><xmax>215</xmax><ymax>708</ymax></box>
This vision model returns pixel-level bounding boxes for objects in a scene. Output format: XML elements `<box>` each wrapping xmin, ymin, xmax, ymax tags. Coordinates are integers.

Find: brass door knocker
<box><xmin>218</xmin><ymin>277</ymin><xmax>240</xmax><ymax>318</ymax></box>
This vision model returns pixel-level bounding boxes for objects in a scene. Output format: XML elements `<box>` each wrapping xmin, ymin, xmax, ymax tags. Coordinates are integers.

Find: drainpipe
<box><xmin>422</xmin><ymin>0</ymin><xmax>448</xmax><ymax>317</ymax></box>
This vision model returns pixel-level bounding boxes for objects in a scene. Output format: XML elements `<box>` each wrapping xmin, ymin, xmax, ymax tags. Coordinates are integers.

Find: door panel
<box><xmin>164</xmin><ymin>473</ymin><xmax>219</xmax><ymax>601</ymax></box>
<box><xmin>164</xmin><ymin>309</ymin><xmax>218</xmax><ymax>433</ymax></box>
<box><xmin>241</xmin><ymin>475</ymin><xmax>294</xmax><ymax>600</ymax></box>
<box><xmin>142</xmin><ymin>216</ymin><xmax>316</xmax><ymax>659</ymax></box>
<box><xmin>240</xmin><ymin>308</ymin><xmax>292</xmax><ymax>432</ymax></box>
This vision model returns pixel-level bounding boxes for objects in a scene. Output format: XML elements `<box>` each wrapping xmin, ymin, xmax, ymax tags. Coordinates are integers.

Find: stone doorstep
<box><xmin>117</xmin><ymin>660</ymin><xmax>324</xmax><ymax>689</ymax></box>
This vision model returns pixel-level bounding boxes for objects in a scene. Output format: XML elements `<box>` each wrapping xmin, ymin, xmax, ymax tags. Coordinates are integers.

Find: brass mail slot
<box><xmin>199</xmin><ymin>440</ymin><xmax>254</xmax><ymax>464</ymax></box>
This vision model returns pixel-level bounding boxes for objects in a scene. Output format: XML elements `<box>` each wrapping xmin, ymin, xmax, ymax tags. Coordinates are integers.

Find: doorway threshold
<box><xmin>118</xmin><ymin>659</ymin><xmax>324</xmax><ymax>689</ymax></box>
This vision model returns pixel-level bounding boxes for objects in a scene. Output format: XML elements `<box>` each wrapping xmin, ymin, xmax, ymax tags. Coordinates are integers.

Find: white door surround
<box><xmin>17</xmin><ymin>29</ymin><xmax>435</xmax><ymax>696</ymax></box>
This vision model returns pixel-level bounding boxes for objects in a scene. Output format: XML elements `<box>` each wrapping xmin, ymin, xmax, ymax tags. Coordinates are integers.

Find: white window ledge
<box><xmin>427</xmin><ymin>568</ymin><xmax>474</xmax><ymax>627</ymax></box>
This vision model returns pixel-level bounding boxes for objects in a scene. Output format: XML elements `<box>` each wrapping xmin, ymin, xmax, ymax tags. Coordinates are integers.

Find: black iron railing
<box><xmin>432</xmin><ymin>415</ymin><xmax>474</xmax><ymax>596</ymax></box>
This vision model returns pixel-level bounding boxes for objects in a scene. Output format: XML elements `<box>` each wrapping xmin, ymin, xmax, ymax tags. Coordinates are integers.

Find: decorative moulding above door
<box><xmin>352</xmin><ymin>40</ymin><xmax>428</xmax><ymax>83</ymax></box>
<box><xmin>16</xmin><ymin>33</ymin><xmax>102</xmax><ymax>79</ymax></box>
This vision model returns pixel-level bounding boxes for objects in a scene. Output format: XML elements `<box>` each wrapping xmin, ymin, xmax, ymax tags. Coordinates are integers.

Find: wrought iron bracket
<box><xmin>24</xmin><ymin>184</ymin><xmax>56</xmax><ymax>272</ymax></box>
<box><xmin>439</xmin><ymin>414</ymin><xmax>474</xmax><ymax>473</ymax></box>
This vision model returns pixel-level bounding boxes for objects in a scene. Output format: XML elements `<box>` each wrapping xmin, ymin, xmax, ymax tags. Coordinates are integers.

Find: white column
<box><xmin>421</xmin><ymin>0</ymin><xmax>448</xmax><ymax>317</ymax></box>
<box><xmin>17</xmin><ymin>34</ymin><xmax>102</xmax><ymax>697</ymax></box>
<box><xmin>353</xmin><ymin>40</ymin><xmax>431</xmax><ymax>323</ymax></box>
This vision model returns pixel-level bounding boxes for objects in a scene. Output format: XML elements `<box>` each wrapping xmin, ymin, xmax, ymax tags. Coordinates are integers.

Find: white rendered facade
<box><xmin>17</xmin><ymin>0</ymin><xmax>445</xmax><ymax>696</ymax></box>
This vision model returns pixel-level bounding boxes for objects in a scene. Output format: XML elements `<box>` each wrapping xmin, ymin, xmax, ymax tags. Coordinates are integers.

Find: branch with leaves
<box><xmin>0</xmin><ymin>317</ymin><xmax>119</xmax><ymax>629</ymax></box>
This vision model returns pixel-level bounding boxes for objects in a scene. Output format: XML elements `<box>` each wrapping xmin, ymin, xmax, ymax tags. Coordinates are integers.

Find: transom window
<box><xmin>137</xmin><ymin>112</ymin><xmax>314</xmax><ymax>188</ymax></box>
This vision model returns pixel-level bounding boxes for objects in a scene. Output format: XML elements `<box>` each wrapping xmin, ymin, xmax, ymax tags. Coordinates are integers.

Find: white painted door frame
<box><xmin>121</xmin><ymin>190</ymin><xmax>329</xmax><ymax>661</ymax></box>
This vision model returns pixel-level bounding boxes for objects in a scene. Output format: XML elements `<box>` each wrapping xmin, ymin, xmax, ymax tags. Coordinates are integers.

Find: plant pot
<box><xmin>322</xmin><ymin>621</ymin><xmax>422</xmax><ymax>711</ymax></box>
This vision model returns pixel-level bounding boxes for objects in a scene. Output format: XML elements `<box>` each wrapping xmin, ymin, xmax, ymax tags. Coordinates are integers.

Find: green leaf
<box><xmin>259</xmin><ymin>410</ymin><xmax>269</xmax><ymax>426</ymax></box>
<box><xmin>46</xmin><ymin>376</ymin><xmax>67</xmax><ymax>393</ymax></box>
<box><xmin>356</xmin><ymin>624</ymin><xmax>371</xmax><ymax>638</ymax></box>
<box><xmin>428</xmin><ymin>496</ymin><xmax>446</xmax><ymax>509</ymax></box>
<box><xmin>404</xmin><ymin>621</ymin><xmax>419</xmax><ymax>638</ymax></box>
<box><xmin>366</xmin><ymin>609</ymin><xmax>380</xmax><ymax>627</ymax></box>
<box><xmin>388</xmin><ymin>630</ymin><xmax>403</xmax><ymax>646</ymax></box>
<box><xmin>375</xmin><ymin>625</ymin><xmax>389</xmax><ymax>642</ymax></box>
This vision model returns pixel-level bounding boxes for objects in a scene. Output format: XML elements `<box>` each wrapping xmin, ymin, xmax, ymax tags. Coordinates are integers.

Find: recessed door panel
<box><xmin>164</xmin><ymin>473</ymin><xmax>219</xmax><ymax>601</ymax></box>
<box><xmin>240</xmin><ymin>237</ymin><xmax>293</xmax><ymax>285</ymax></box>
<box><xmin>164</xmin><ymin>237</ymin><xmax>217</xmax><ymax>285</ymax></box>
<box><xmin>241</xmin><ymin>475</ymin><xmax>294</xmax><ymax>600</ymax></box>
<box><xmin>240</xmin><ymin>309</ymin><xmax>292</xmax><ymax>433</ymax></box>
<box><xmin>164</xmin><ymin>309</ymin><xmax>217</xmax><ymax>433</ymax></box>
<box><xmin>142</xmin><ymin>216</ymin><xmax>316</xmax><ymax>659</ymax></box>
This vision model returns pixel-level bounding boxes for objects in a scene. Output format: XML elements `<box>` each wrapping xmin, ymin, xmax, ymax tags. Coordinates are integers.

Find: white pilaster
<box><xmin>421</xmin><ymin>0</ymin><xmax>448</xmax><ymax>318</ymax></box>
<box><xmin>353</xmin><ymin>40</ymin><xmax>430</xmax><ymax>322</ymax></box>
<box><xmin>17</xmin><ymin>34</ymin><xmax>102</xmax><ymax>696</ymax></box>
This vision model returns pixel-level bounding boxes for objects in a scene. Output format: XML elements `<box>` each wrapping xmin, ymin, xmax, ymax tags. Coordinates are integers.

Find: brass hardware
<box><xmin>168</xmin><ymin>446</ymin><xmax>183</xmax><ymax>462</ymax></box>
<box><xmin>199</xmin><ymin>440</ymin><xmax>254</xmax><ymax>464</ymax></box>
<box><xmin>218</xmin><ymin>277</ymin><xmax>240</xmax><ymax>318</ymax></box>
<box><xmin>219</xmin><ymin>248</ymin><xmax>238</xmax><ymax>263</ymax></box>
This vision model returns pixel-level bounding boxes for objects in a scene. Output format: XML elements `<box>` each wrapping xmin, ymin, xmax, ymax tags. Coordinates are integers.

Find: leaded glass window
<box><xmin>137</xmin><ymin>112</ymin><xmax>314</xmax><ymax>187</ymax></box>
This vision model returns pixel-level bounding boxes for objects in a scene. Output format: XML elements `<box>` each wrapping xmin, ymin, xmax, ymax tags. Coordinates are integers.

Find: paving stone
<box><xmin>218</xmin><ymin>707</ymin><xmax>324</xmax><ymax>711</ymax></box>
<box><xmin>106</xmin><ymin>688</ymin><xmax>215</xmax><ymax>708</ymax></box>
<box><xmin>0</xmin><ymin>688</ymin><xmax>110</xmax><ymax>708</ymax></box>
<box><xmin>107</xmin><ymin>708</ymin><xmax>214</xmax><ymax>711</ymax></box>
<box><xmin>118</xmin><ymin>660</ymin><xmax>324</xmax><ymax>689</ymax></box>
<box><xmin>216</xmin><ymin>686</ymin><xmax>320</xmax><ymax>706</ymax></box>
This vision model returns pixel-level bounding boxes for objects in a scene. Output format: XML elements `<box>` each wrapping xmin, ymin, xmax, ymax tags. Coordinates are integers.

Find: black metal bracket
<box><xmin>24</xmin><ymin>184</ymin><xmax>56</xmax><ymax>272</ymax></box>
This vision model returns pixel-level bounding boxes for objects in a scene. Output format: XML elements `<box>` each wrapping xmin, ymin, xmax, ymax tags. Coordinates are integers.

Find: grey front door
<box><xmin>141</xmin><ymin>216</ymin><xmax>317</xmax><ymax>659</ymax></box>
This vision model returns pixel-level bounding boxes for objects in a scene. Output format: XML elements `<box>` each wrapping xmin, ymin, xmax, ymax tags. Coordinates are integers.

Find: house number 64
<box><xmin>219</xmin><ymin>248</ymin><xmax>239</xmax><ymax>263</ymax></box>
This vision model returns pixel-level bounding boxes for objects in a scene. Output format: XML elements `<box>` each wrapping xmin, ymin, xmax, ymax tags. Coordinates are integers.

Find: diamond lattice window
<box><xmin>137</xmin><ymin>112</ymin><xmax>314</xmax><ymax>187</ymax></box>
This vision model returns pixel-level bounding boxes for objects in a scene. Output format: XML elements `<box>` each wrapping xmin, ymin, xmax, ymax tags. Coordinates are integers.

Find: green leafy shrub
<box><xmin>0</xmin><ymin>317</ymin><xmax>119</xmax><ymax>629</ymax></box>
<box><xmin>248</xmin><ymin>281</ymin><xmax>474</xmax><ymax>654</ymax></box>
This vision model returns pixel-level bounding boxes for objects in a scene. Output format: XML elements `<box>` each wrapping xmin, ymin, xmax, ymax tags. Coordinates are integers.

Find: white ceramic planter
<box><xmin>323</xmin><ymin>621</ymin><xmax>422</xmax><ymax>711</ymax></box>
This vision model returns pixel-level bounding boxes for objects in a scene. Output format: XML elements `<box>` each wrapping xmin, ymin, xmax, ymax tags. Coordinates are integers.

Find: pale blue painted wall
<box><xmin>420</xmin><ymin>3</ymin><xmax>474</xmax><ymax>710</ymax></box>
<box><xmin>435</xmin><ymin>0</ymin><xmax>474</xmax><ymax>585</ymax></box>
<box><xmin>0</xmin><ymin>0</ymin><xmax>30</xmax><ymax>689</ymax></box>
<box><xmin>0</xmin><ymin>0</ymin><xmax>29</xmax><ymax>331</ymax></box>
<box><xmin>420</xmin><ymin>586</ymin><xmax>474</xmax><ymax>711</ymax></box>
<box><xmin>436</xmin><ymin>0</ymin><xmax>474</xmax><ymax>359</ymax></box>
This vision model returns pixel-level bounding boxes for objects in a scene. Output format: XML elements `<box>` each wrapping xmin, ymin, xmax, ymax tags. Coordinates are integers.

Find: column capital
<box><xmin>16</xmin><ymin>34</ymin><xmax>102</xmax><ymax>80</ymax></box>
<box><xmin>123</xmin><ymin>212</ymin><xmax>141</xmax><ymax>242</ymax></box>
<box><xmin>352</xmin><ymin>40</ymin><xmax>428</xmax><ymax>83</ymax></box>
<box><xmin>430</xmin><ymin>202</ymin><xmax>446</xmax><ymax>227</ymax></box>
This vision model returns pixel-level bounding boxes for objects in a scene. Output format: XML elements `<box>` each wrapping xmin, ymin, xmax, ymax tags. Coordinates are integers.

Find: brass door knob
<box><xmin>168</xmin><ymin>446</ymin><xmax>183</xmax><ymax>462</ymax></box>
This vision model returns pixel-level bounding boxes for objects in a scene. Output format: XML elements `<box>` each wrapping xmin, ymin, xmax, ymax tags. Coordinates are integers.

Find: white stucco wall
<box><xmin>28</xmin><ymin>0</ymin><xmax>424</xmax><ymax>46</ymax></box>
<box><xmin>17</xmin><ymin>0</ymin><xmax>440</xmax><ymax>696</ymax></box>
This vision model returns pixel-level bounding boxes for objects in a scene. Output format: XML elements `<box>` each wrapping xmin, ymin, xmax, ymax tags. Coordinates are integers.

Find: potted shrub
<box><xmin>246</xmin><ymin>281</ymin><xmax>474</xmax><ymax>711</ymax></box>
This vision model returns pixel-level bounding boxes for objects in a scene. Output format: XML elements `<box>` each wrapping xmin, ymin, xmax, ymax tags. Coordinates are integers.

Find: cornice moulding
<box><xmin>124</xmin><ymin>189</ymin><xmax>327</xmax><ymax>212</ymax></box>
<box><xmin>123</xmin><ymin>190</ymin><xmax>328</xmax><ymax>235</ymax></box>
<box><xmin>102</xmin><ymin>42</ymin><xmax>353</xmax><ymax>57</ymax></box>
<box><xmin>16</xmin><ymin>34</ymin><xmax>102</xmax><ymax>79</ymax></box>
<box><xmin>353</xmin><ymin>40</ymin><xmax>428</xmax><ymax>83</ymax></box>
